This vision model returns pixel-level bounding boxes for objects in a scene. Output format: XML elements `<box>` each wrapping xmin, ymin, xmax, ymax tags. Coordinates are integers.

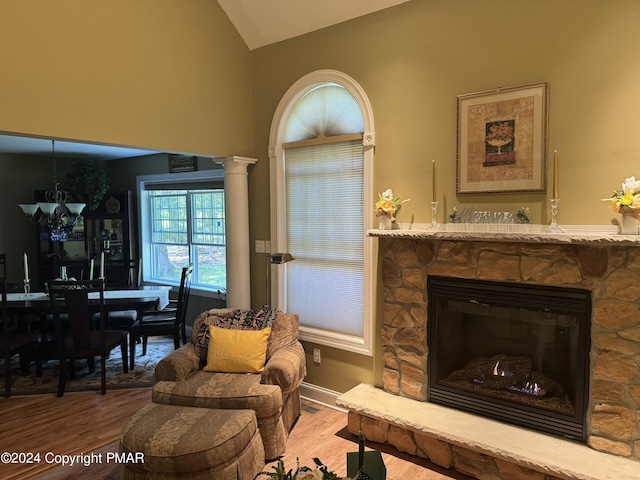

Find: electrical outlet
<box><xmin>255</xmin><ymin>240</ymin><xmax>265</xmax><ymax>253</ymax></box>
<box><xmin>312</xmin><ymin>348</ymin><xmax>321</xmax><ymax>364</ymax></box>
<box><xmin>265</xmin><ymin>240</ymin><xmax>271</xmax><ymax>253</ymax></box>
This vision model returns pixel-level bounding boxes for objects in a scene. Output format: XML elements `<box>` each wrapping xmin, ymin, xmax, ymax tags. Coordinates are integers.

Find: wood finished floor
<box><xmin>0</xmin><ymin>388</ymin><xmax>151</xmax><ymax>479</ymax></box>
<box><xmin>0</xmin><ymin>390</ymin><xmax>471</xmax><ymax>479</ymax></box>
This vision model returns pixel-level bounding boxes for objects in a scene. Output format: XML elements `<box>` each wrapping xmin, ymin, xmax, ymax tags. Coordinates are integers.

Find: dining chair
<box><xmin>107</xmin><ymin>258</ymin><xmax>142</xmax><ymax>330</ymax></box>
<box><xmin>130</xmin><ymin>258</ymin><xmax>142</xmax><ymax>288</ymax></box>
<box><xmin>48</xmin><ymin>278</ymin><xmax>129</xmax><ymax>397</ymax></box>
<box><xmin>128</xmin><ymin>264</ymin><xmax>193</xmax><ymax>370</ymax></box>
<box><xmin>1</xmin><ymin>279</ymin><xmax>42</xmax><ymax>397</ymax></box>
<box><xmin>0</xmin><ymin>254</ymin><xmax>20</xmax><ymax>292</ymax></box>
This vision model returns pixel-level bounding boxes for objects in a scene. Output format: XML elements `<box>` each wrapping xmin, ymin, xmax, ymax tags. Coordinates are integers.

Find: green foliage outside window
<box><xmin>149</xmin><ymin>189</ymin><xmax>226</xmax><ymax>289</ymax></box>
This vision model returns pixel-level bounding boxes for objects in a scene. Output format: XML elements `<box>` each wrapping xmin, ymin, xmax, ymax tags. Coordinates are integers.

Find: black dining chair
<box><xmin>107</xmin><ymin>258</ymin><xmax>142</xmax><ymax>330</ymax></box>
<box><xmin>1</xmin><ymin>279</ymin><xmax>42</xmax><ymax>397</ymax></box>
<box><xmin>0</xmin><ymin>254</ymin><xmax>20</xmax><ymax>292</ymax></box>
<box><xmin>0</xmin><ymin>253</ymin><xmax>6</xmax><ymax>281</ymax></box>
<box><xmin>128</xmin><ymin>264</ymin><xmax>193</xmax><ymax>370</ymax></box>
<box><xmin>48</xmin><ymin>278</ymin><xmax>128</xmax><ymax>397</ymax></box>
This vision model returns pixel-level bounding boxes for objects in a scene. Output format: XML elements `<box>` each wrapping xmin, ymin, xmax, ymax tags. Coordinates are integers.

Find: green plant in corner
<box><xmin>63</xmin><ymin>159</ymin><xmax>109</xmax><ymax>211</ymax></box>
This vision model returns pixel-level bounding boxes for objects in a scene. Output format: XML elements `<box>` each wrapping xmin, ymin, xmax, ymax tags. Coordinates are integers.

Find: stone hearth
<box><xmin>340</xmin><ymin>226</ymin><xmax>640</xmax><ymax>479</ymax></box>
<box><xmin>337</xmin><ymin>383</ymin><xmax>640</xmax><ymax>480</ymax></box>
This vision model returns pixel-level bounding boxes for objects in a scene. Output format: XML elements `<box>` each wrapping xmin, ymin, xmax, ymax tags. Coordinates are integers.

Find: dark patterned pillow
<box><xmin>193</xmin><ymin>308</ymin><xmax>279</xmax><ymax>361</ymax></box>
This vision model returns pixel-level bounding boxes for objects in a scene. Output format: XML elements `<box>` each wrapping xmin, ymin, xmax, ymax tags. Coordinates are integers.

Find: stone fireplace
<box><xmin>338</xmin><ymin>227</ymin><xmax>640</xmax><ymax>479</ymax></box>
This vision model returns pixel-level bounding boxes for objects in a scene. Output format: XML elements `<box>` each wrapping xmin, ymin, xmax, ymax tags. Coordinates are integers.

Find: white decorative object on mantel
<box><xmin>374</xmin><ymin>188</ymin><xmax>409</xmax><ymax>231</ymax></box>
<box><xmin>448</xmin><ymin>222</ymin><xmax>530</xmax><ymax>233</ymax></box>
<box><xmin>621</xmin><ymin>214</ymin><xmax>639</xmax><ymax>235</ymax></box>
<box><xmin>603</xmin><ymin>176</ymin><xmax>640</xmax><ymax>235</ymax></box>
<box><xmin>379</xmin><ymin>215</ymin><xmax>393</xmax><ymax>230</ymax></box>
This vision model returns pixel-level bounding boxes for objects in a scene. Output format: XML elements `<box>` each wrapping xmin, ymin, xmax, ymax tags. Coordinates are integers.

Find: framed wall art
<box><xmin>168</xmin><ymin>154</ymin><xmax>198</xmax><ymax>173</ymax></box>
<box><xmin>456</xmin><ymin>82</ymin><xmax>548</xmax><ymax>194</ymax></box>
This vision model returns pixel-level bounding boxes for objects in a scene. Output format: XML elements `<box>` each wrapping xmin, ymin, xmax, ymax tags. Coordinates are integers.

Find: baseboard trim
<box><xmin>299</xmin><ymin>382</ymin><xmax>347</xmax><ymax>412</ymax></box>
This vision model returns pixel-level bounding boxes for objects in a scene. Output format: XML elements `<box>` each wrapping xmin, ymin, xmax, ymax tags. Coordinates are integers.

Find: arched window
<box><xmin>269</xmin><ymin>70</ymin><xmax>375</xmax><ymax>355</ymax></box>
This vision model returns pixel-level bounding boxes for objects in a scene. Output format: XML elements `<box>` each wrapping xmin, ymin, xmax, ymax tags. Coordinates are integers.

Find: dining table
<box><xmin>3</xmin><ymin>287</ymin><xmax>170</xmax><ymax>316</ymax></box>
<box><xmin>2</xmin><ymin>287</ymin><xmax>172</xmax><ymax>368</ymax></box>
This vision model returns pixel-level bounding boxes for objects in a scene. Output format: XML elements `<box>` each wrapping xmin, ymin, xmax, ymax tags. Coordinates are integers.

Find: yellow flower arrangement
<box><xmin>603</xmin><ymin>176</ymin><xmax>640</xmax><ymax>219</ymax></box>
<box><xmin>374</xmin><ymin>188</ymin><xmax>410</xmax><ymax>221</ymax></box>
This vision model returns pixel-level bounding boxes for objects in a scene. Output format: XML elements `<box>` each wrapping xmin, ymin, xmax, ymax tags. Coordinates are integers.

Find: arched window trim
<box><xmin>269</xmin><ymin>70</ymin><xmax>375</xmax><ymax>356</ymax></box>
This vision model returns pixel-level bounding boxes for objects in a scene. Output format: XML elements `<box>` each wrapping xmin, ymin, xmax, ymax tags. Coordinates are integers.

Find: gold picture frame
<box><xmin>456</xmin><ymin>82</ymin><xmax>548</xmax><ymax>194</ymax></box>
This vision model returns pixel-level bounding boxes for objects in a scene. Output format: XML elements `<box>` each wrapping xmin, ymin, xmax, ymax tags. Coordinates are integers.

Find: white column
<box><xmin>215</xmin><ymin>156</ymin><xmax>257</xmax><ymax>309</ymax></box>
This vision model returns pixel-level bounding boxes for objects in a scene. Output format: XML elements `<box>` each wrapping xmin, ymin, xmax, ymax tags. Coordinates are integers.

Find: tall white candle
<box><xmin>23</xmin><ymin>253</ymin><xmax>29</xmax><ymax>281</ymax></box>
<box><xmin>89</xmin><ymin>258</ymin><xmax>95</xmax><ymax>280</ymax></box>
<box><xmin>100</xmin><ymin>251</ymin><xmax>105</xmax><ymax>278</ymax></box>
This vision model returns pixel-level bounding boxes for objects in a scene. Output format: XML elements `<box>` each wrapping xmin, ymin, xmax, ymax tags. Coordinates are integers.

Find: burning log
<box><xmin>508</xmin><ymin>371</ymin><xmax>564</xmax><ymax>398</ymax></box>
<box><xmin>446</xmin><ymin>354</ymin><xmax>532</xmax><ymax>389</ymax></box>
<box><xmin>444</xmin><ymin>354</ymin><xmax>563</xmax><ymax>398</ymax></box>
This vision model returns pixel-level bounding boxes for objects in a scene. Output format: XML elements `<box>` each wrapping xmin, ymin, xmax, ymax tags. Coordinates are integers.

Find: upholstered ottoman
<box><xmin>152</xmin><ymin>373</ymin><xmax>287</xmax><ymax>460</ymax></box>
<box><xmin>120</xmin><ymin>403</ymin><xmax>265</xmax><ymax>480</ymax></box>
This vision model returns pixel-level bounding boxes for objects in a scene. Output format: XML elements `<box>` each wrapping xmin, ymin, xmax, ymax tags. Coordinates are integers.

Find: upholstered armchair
<box><xmin>152</xmin><ymin>308</ymin><xmax>306</xmax><ymax>460</ymax></box>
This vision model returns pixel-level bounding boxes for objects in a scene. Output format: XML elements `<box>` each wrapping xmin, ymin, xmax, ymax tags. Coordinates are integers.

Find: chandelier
<box><xmin>18</xmin><ymin>140</ymin><xmax>86</xmax><ymax>241</ymax></box>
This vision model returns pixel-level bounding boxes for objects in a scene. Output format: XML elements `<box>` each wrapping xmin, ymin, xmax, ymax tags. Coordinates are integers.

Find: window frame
<box><xmin>268</xmin><ymin>70</ymin><xmax>376</xmax><ymax>356</ymax></box>
<box><xmin>137</xmin><ymin>169</ymin><xmax>225</xmax><ymax>298</ymax></box>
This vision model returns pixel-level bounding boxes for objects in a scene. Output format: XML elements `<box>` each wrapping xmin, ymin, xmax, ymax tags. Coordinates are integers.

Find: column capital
<box><xmin>215</xmin><ymin>156</ymin><xmax>257</xmax><ymax>174</ymax></box>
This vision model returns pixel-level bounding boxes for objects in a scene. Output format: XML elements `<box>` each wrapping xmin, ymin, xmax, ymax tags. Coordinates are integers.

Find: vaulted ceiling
<box><xmin>217</xmin><ymin>0</ymin><xmax>412</xmax><ymax>50</ymax></box>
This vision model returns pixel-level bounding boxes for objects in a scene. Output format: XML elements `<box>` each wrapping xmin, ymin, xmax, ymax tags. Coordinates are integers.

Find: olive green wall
<box><xmin>249</xmin><ymin>0</ymin><xmax>640</xmax><ymax>393</ymax></box>
<box><xmin>0</xmin><ymin>0</ymin><xmax>252</xmax><ymax>157</ymax></box>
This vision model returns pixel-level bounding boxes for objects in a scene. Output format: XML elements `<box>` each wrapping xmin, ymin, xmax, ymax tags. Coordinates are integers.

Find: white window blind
<box><xmin>284</xmin><ymin>139</ymin><xmax>364</xmax><ymax>337</ymax></box>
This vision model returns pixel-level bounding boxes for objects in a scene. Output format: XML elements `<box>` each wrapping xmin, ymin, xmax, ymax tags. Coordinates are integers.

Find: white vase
<box><xmin>621</xmin><ymin>214</ymin><xmax>639</xmax><ymax>235</ymax></box>
<box><xmin>379</xmin><ymin>215</ymin><xmax>393</xmax><ymax>230</ymax></box>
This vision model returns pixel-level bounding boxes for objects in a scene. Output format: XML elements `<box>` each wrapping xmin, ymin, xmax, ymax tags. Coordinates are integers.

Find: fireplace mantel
<box><xmin>368</xmin><ymin>224</ymin><xmax>640</xmax><ymax>246</ymax></box>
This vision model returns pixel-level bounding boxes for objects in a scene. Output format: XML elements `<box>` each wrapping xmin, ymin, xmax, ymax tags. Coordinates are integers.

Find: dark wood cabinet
<box><xmin>35</xmin><ymin>190</ymin><xmax>137</xmax><ymax>289</ymax></box>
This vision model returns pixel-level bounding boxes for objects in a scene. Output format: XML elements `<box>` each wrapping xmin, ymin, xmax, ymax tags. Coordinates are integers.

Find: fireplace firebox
<box><xmin>427</xmin><ymin>276</ymin><xmax>591</xmax><ymax>441</ymax></box>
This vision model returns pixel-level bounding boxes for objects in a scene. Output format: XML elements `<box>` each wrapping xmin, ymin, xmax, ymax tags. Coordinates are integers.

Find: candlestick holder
<box><xmin>427</xmin><ymin>201</ymin><xmax>439</xmax><ymax>230</ymax></box>
<box><xmin>23</xmin><ymin>278</ymin><xmax>31</xmax><ymax>298</ymax></box>
<box><xmin>545</xmin><ymin>198</ymin><xmax>564</xmax><ymax>233</ymax></box>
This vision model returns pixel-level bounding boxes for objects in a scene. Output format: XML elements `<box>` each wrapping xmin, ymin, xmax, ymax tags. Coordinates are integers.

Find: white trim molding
<box><xmin>363</xmin><ymin>131</ymin><xmax>376</xmax><ymax>148</ymax></box>
<box><xmin>300</xmin><ymin>382</ymin><xmax>346</xmax><ymax>412</ymax></box>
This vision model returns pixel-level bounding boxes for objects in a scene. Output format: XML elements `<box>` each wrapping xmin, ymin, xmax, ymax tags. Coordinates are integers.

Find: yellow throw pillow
<box><xmin>203</xmin><ymin>325</ymin><xmax>271</xmax><ymax>373</ymax></box>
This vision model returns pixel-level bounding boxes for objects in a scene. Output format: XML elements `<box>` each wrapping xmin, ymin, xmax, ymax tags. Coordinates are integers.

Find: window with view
<box><xmin>137</xmin><ymin>170</ymin><xmax>225</xmax><ymax>294</ymax></box>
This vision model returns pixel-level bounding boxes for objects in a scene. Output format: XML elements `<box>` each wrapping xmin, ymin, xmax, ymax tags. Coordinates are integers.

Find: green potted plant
<box><xmin>63</xmin><ymin>159</ymin><xmax>109</xmax><ymax>211</ymax></box>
